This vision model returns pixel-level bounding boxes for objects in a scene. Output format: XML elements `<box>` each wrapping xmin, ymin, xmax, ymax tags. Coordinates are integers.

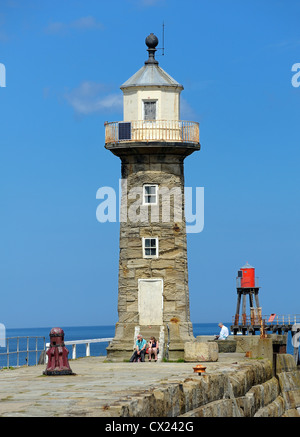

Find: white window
<box><xmin>142</xmin><ymin>237</ymin><xmax>159</xmax><ymax>258</ymax></box>
<box><xmin>143</xmin><ymin>184</ymin><xmax>158</xmax><ymax>205</ymax></box>
<box><xmin>143</xmin><ymin>100</ymin><xmax>157</xmax><ymax>120</ymax></box>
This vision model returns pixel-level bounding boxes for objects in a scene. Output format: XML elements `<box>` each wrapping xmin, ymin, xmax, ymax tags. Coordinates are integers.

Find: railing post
<box><xmin>26</xmin><ymin>337</ymin><xmax>29</xmax><ymax>366</ymax></box>
<box><xmin>17</xmin><ymin>337</ymin><xmax>19</xmax><ymax>367</ymax></box>
<box><xmin>72</xmin><ymin>344</ymin><xmax>76</xmax><ymax>360</ymax></box>
<box><xmin>45</xmin><ymin>343</ymin><xmax>49</xmax><ymax>364</ymax></box>
<box><xmin>86</xmin><ymin>343</ymin><xmax>90</xmax><ymax>357</ymax></box>
<box><xmin>7</xmin><ymin>338</ymin><xmax>9</xmax><ymax>368</ymax></box>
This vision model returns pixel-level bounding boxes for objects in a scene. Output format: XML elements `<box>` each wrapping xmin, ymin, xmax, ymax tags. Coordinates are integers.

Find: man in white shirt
<box><xmin>216</xmin><ymin>323</ymin><xmax>229</xmax><ymax>340</ymax></box>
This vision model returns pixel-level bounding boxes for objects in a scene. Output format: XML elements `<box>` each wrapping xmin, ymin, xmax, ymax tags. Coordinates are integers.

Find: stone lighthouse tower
<box><xmin>105</xmin><ymin>34</ymin><xmax>200</xmax><ymax>361</ymax></box>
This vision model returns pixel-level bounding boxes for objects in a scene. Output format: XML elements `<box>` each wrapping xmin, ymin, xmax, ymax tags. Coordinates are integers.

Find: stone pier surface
<box><xmin>0</xmin><ymin>353</ymin><xmax>299</xmax><ymax>417</ymax></box>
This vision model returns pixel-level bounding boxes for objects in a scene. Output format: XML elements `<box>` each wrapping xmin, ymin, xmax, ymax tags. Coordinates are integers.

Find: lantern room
<box><xmin>120</xmin><ymin>33</ymin><xmax>183</xmax><ymax>122</ymax></box>
<box><xmin>104</xmin><ymin>33</ymin><xmax>199</xmax><ymax>147</ymax></box>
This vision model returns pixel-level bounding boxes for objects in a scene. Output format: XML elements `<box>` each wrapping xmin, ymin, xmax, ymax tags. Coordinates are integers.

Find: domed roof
<box><xmin>120</xmin><ymin>32</ymin><xmax>183</xmax><ymax>90</ymax></box>
<box><xmin>120</xmin><ymin>64</ymin><xmax>183</xmax><ymax>90</ymax></box>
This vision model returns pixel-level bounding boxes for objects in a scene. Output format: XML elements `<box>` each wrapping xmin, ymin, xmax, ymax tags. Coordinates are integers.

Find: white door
<box><xmin>138</xmin><ymin>279</ymin><xmax>163</xmax><ymax>325</ymax></box>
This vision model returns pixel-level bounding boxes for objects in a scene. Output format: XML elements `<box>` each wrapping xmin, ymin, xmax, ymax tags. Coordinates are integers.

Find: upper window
<box><xmin>143</xmin><ymin>184</ymin><xmax>158</xmax><ymax>205</ymax></box>
<box><xmin>143</xmin><ymin>101</ymin><xmax>157</xmax><ymax>120</ymax></box>
<box><xmin>143</xmin><ymin>237</ymin><xmax>158</xmax><ymax>258</ymax></box>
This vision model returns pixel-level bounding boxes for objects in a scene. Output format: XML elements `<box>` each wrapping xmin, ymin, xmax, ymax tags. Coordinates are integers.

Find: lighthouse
<box><xmin>105</xmin><ymin>34</ymin><xmax>200</xmax><ymax>361</ymax></box>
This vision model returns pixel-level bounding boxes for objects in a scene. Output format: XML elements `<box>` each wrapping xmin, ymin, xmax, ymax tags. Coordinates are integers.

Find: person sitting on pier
<box><xmin>129</xmin><ymin>334</ymin><xmax>147</xmax><ymax>362</ymax></box>
<box><xmin>148</xmin><ymin>336</ymin><xmax>159</xmax><ymax>362</ymax></box>
<box><xmin>215</xmin><ymin>323</ymin><xmax>229</xmax><ymax>340</ymax></box>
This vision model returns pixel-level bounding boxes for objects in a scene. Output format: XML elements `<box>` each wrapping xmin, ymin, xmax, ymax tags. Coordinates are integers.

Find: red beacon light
<box><xmin>237</xmin><ymin>262</ymin><xmax>257</xmax><ymax>288</ymax></box>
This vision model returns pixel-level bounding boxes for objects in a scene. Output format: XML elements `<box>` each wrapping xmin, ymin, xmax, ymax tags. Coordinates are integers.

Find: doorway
<box><xmin>138</xmin><ymin>279</ymin><xmax>163</xmax><ymax>325</ymax></box>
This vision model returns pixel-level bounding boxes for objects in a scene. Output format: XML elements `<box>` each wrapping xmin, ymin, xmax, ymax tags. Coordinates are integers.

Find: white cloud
<box><xmin>69</xmin><ymin>16</ymin><xmax>104</xmax><ymax>31</ymax></box>
<box><xmin>64</xmin><ymin>81</ymin><xmax>123</xmax><ymax>115</ymax></box>
<box><xmin>180</xmin><ymin>97</ymin><xmax>198</xmax><ymax>121</ymax></box>
<box><xmin>45</xmin><ymin>16</ymin><xmax>103</xmax><ymax>35</ymax></box>
<box><xmin>264</xmin><ymin>39</ymin><xmax>300</xmax><ymax>51</ymax></box>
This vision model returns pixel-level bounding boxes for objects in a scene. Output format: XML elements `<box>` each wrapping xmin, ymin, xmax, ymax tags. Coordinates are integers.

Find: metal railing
<box><xmin>232</xmin><ymin>314</ymin><xmax>300</xmax><ymax>326</ymax></box>
<box><xmin>45</xmin><ymin>337</ymin><xmax>113</xmax><ymax>361</ymax></box>
<box><xmin>0</xmin><ymin>337</ymin><xmax>113</xmax><ymax>369</ymax></box>
<box><xmin>0</xmin><ymin>336</ymin><xmax>46</xmax><ymax>369</ymax></box>
<box><xmin>105</xmin><ymin>120</ymin><xmax>199</xmax><ymax>145</ymax></box>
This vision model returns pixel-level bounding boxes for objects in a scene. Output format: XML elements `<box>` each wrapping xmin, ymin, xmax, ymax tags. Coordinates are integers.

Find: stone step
<box><xmin>135</xmin><ymin>325</ymin><xmax>165</xmax><ymax>361</ymax></box>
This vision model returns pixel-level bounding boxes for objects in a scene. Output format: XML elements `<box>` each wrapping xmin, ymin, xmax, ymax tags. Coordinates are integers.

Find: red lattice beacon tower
<box><xmin>232</xmin><ymin>262</ymin><xmax>261</xmax><ymax>335</ymax></box>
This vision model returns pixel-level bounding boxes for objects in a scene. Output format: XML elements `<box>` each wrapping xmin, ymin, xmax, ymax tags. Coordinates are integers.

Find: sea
<box><xmin>0</xmin><ymin>323</ymin><xmax>294</xmax><ymax>368</ymax></box>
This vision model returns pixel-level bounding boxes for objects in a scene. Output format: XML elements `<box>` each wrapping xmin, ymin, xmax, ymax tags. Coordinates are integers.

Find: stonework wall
<box><xmin>107</xmin><ymin>151</ymin><xmax>195</xmax><ymax>361</ymax></box>
<box><xmin>103</xmin><ymin>356</ymin><xmax>300</xmax><ymax>417</ymax></box>
<box><xmin>119</xmin><ymin>152</ymin><xmax>189</xmax><ymax>322</ymax></box>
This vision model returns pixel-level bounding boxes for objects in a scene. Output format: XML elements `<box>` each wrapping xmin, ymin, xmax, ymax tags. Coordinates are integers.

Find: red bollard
<box><xmin>43</xmin><ymin>327</ymin><xmax>74</xmax><ymax>375</ymax></box>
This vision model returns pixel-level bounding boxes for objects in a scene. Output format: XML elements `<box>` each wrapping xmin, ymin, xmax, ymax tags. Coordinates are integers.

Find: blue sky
<box><xmin>0</xmin><ymin>0</ymin><xmax>299</xmax><ymax>329</ymax></box>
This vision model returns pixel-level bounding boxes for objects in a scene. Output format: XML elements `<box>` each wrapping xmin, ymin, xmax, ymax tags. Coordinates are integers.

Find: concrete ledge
<box><xmin>196</xmin><ymin>336</ymin><xmax>215</xmax><ymax>343</ymax></box>
<box><xmin>181</xmin><ymin>398</ymin><xmax>243</xmax><ymax>417</ymax></box>
<box><xmin>233</xmin><ymin>336</ymin><xmax>273</xmax><ymax>362</ymax></box>
<box><xmin>278</xmin><ymin>369</ymin><xmax>300</xmax><ymax>410</ymax></box>
<box><xmin>214</xmin><ymin>340</ymin><xmax>237</xmax><ymax>353</ymax></box>
<box><xmin>282</xmin><ymin>408</ymin><xmax>300</xmax><ymax>417</ymax></box>
<box><xmin>276</xmin><ymin>353</ymin><xmax>297</xmax><ymax>373</ymax></box>
<box><xmin>254</xmin><ymin>395</ymin><xmax>286</xmax><ymax>417</ymax></box>
<box><xmin>240</xmin><ymin>377</ymin><xmax>280</xmax><ymax>417</ymax></box>
<box><xmin>184</xmin><ymin>341</ymin><xmax>218</xmax><ymax>362</ymax></box>
<box><xmin>196</xmin><ymin>336</ymin><xmax>237</xmax><ymax>353</ymax></box>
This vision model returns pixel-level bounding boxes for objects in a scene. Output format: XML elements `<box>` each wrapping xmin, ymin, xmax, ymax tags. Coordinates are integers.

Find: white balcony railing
<box><xmin>105</xmin><ymin>120</ymin><xmax>199</xmax><ymax>145</ymax></box>
<box><xmin>45</xmin><ymin>338</ymin><xmax>113</xmax><ymax>362</ymax></box>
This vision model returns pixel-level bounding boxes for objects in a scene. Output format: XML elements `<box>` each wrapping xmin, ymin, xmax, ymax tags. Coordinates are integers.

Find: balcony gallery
<box><xmin>105</xmin><ymin>120</ymin><xmax>199</xmax><ymax>145</ymax></box>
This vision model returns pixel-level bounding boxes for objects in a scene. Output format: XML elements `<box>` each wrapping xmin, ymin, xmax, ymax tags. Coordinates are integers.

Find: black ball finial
<box><xmin>145</xmin><ymin>33</ymin><xmax>159</xmax><ymax>65</ymax></box>
<box><xmin>145</xmin><ymin>33</ymin><xmax>159</xmax><ymax>49</ymax></box>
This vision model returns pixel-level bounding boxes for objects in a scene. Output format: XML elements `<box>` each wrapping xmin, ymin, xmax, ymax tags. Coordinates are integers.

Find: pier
<box><xmin>0</xmin><ymin>349</ymin><xmax>299</xmax><ymax>417</ymax></box>
<box><xmin>231</xmin><ymin>314</ymin><xmax>300</xmax><ymax>336</ymax></box>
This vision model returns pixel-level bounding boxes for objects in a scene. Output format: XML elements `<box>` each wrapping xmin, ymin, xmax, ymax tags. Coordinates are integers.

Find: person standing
<box><xmin>129</xmin><ymin>334</ymin><xmax>147</xmax><ymax>362</ymax></box>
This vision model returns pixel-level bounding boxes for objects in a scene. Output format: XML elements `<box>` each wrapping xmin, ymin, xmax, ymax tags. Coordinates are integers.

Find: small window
<box><xmin>143</xmin><ymin>184</ymin><xmax>158</xmax><ymax>205</ymax></box>
<box><xmin>143</xmin><ymin>101</ymin><xmax>156</xmax><ymax>120</ymax></box>
<box><xmin>143</xmin><ymin>237</ymin><xmax>158</xmax><ymax>258</ymax></box>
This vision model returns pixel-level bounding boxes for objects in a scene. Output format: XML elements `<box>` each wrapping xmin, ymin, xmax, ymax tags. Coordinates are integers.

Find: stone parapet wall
<box><xmin>104</xmin><ymin>356</ymin><xmax>300</xmax><ymax>417</ymax></box>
